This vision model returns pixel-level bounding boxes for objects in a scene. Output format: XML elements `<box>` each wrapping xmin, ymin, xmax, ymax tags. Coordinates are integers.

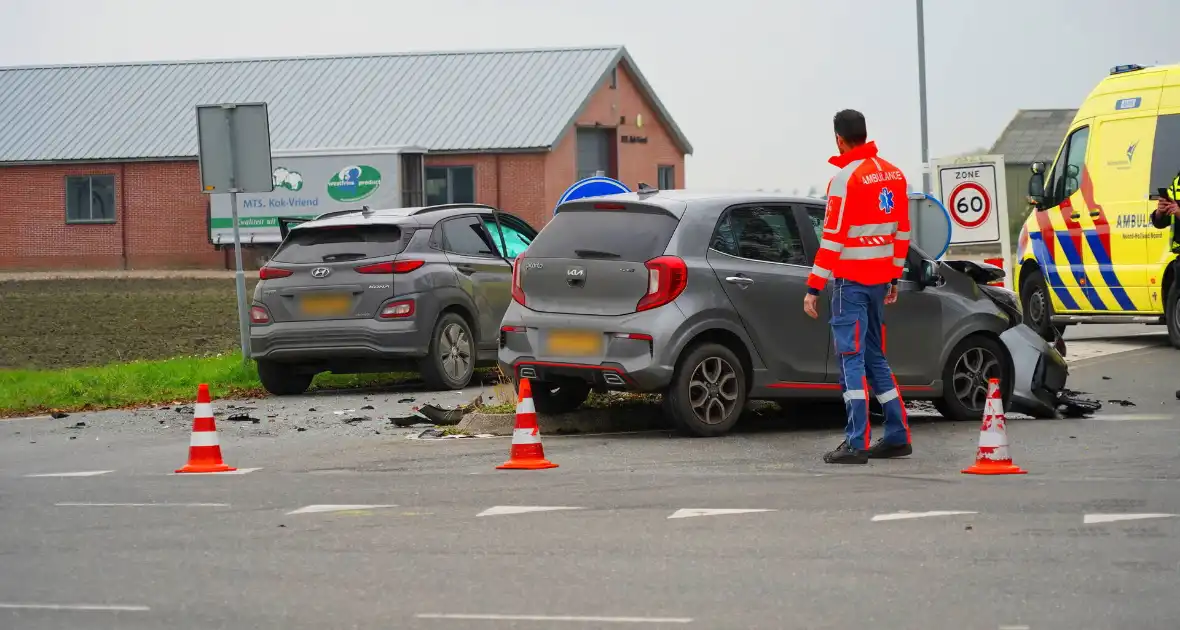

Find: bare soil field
<box><xmin>1</xmin><ymin>277</ymin><xmax>256</xmax><ymax>369</ymax></box>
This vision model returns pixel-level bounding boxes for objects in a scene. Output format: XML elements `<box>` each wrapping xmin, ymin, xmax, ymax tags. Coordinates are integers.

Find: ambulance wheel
<box><xmin>1020</xmin><ymin>269</ymin><xmax>1056</xmax><ymax>342</ymax></box>
<box><xmin>1165</xmin><ymin>280</ymin><xmax>1180</xmax><ymax>349</ymax></box>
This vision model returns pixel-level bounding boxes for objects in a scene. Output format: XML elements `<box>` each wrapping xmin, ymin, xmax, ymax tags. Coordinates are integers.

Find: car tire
<box><xmin>934</xmin><ymin>334</ymin><xmax>1012</xmax><ymax>423</ymax></box>
<box><xmin>256</xmin><ymin>361</ymin><xmax>314</xmax><ymax>396</ymax></box>
<box><xmin>664</xmin><ymin>342</ymin><xmax>747</xmax><ymax>437</ymax></box>
<box><xmin>528</xmin><ymin>380</ymin><xmax>592</xmax><ymax>415</ymax></box>
<box><xmin>1020</xmin><ymin>269</ymin><xmax>1057</xmax><ymax>341</ymax></box>
<box><xmin>1165</xmin><ymin>278</ymin><xmax>1180</xmax><ymax>350</ymax></box>
<box><xmin>420</xmin><ymin>313</ymin><xmax>475</xmax><ymax>390</ymax></box>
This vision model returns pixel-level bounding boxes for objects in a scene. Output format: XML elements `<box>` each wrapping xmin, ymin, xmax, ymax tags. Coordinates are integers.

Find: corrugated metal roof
<box><xmin>0</xmin><ymin>45</ymin><xmax>692</xmax><ymax>163</ymax></box>
<box><xmin>989</xmin><ymin>108</ymin><xmax>1077</xmax><ymax>165</ymax></box>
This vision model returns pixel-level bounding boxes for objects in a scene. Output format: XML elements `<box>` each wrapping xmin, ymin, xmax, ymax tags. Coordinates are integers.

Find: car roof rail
<box><xmin>411</xmin><ymin>203</ymin><xmax>499</xmax><ymax>216</ymax></box>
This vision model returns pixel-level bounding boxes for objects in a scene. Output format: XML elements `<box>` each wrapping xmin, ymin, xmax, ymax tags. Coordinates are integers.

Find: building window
<box><xmin>425</xmin><ymin>166</ymin><xmax>475</xmax><ymax>206</ymax></box>
<box><xmin>658</xmin><ymin>165</ymin><xmax>675</xmax><ymax>190</ymax></box>
<box><xmin>610</xmin><ymin>67</ymin><xmax>618</xmax><ymax>89</ymax></box>
<box><xmin>65</xmin><ymin>175</ymin><xmax>116</xmax><ymax>224</ymax></box>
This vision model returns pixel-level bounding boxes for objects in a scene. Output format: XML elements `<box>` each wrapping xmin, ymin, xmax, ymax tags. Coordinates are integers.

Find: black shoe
<box><xmin>823</xmin><ymin>441</ymin><xmax>868</xmax><ymax>464</ymax></box>
<box><xmin>866</xmin><ymin>439</ymin><xmax>913</xmax><ymax>459</ymax></box>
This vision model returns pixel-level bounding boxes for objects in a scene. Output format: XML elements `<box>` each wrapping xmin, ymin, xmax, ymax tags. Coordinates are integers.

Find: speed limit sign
<box><xmin>935</xmin><ymin>160</ymin><xmax>1004</xmax><ymax>246</ymax></box>
<box><xmin>948</xmin><ymin>181</ymin><xmax>991</xmax><ymax>228</ymax></box>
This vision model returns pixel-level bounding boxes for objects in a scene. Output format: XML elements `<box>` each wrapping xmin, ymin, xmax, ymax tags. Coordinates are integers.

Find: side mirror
<box><xmin>919</xmin><ymin>259</ymin><xmax>941</xmax><ymax>287</ymax></box>
<box><xmin>1027</xmin><ymin>162</ymin><xmax>1046</xmax><ymax>208</ymax></box>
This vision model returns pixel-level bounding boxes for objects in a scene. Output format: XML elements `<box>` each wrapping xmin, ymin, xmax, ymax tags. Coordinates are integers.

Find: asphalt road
<box><xmin>2</xmin><ymin>327</ymin><xmax>1178</xmax><ymax>630</ymax></box>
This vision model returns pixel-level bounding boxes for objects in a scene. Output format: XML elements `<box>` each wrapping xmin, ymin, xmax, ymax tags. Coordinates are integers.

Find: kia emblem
<box><xmin>310</xmin><ymin>267</ymin><xmax>331</xmax><ymax>278</ymax></box>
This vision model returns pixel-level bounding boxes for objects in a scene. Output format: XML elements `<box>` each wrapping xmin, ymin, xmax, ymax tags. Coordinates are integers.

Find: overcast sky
<box><xmin>2</xmin><ymin>0</ymin><xmax>1177</xmax><ymax>192</ymax></box>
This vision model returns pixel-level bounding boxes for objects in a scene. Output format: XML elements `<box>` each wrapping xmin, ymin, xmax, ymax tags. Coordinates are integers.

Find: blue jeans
<box><xmin>829</xmin><ymin>279</ymin><xmax>911</xmax><ymax>450</ymax></box>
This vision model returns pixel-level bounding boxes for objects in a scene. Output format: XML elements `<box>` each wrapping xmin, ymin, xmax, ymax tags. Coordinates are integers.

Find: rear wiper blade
<box><xmin>321</xmin><ymin>253</ymin><xmax>365</xmax><ymax>262</ymax></box>
<box><xmin>574</xmin><ymin>249</ymin><xmax>621</xmax><ymax>259</ymax></box>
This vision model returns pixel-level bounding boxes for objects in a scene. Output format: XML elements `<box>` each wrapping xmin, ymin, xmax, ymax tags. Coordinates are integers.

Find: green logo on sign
<box><xmin>327</xmin><ymin>165</ymin><xmax>382</xmax><ymax>202</ymax></box>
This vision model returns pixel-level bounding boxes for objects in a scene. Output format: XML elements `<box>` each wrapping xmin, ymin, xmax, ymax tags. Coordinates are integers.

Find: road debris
<box><xmin>226</xmin><ymin>413</ymin><xmax>262</xmax><ymax>423</ymax></box>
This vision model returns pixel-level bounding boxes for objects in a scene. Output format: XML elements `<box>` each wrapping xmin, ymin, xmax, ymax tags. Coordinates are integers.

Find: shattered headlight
<box><xmin>980</xmin><ymin>285</ymin><xmax>1022</xmax><ymax>327</ymax></box>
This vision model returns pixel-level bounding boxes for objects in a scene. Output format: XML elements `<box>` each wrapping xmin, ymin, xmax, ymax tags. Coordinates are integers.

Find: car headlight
<box><xmin>980</xmin><ymin>285</ymin><xmax>1022</xmax><ymax>325</ymax></box>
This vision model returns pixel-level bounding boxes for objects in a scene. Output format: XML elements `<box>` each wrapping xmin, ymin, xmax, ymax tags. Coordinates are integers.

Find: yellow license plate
<box><xmin>545</xmin><ymin>330</ymin><xmax>603</xmax><ymax>356</ymax></box>
<box><xmin>298</xmin><ymin>294</ymin><xmax>352</xmax><ymax>316</ymax></box>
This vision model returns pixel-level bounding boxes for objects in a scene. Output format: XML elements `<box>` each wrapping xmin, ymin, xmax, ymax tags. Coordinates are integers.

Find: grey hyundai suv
<box><xmin>498</xmin><ymin>190</ymin><xmax>1069</xmax><ymax>436</ymax></box>
<box><xmin>250</xmin><ymin>204</ymin><xmax>537</xmax><ymax>395</ymax></box>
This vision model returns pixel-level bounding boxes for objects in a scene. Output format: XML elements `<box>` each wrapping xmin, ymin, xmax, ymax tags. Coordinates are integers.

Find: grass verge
<box><xmin>0</xmin><ymin>352</ymin><xmax>430</xmax><ymax>418</ymax></box>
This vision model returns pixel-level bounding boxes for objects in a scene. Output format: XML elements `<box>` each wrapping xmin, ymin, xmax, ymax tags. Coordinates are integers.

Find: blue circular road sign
<box><xmin>554</xmin><ymin>177</ymin><xmax>631</xmax><ymax>214</ymax></box>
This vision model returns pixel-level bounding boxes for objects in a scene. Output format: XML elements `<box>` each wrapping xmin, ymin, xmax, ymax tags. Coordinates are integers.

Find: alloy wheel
<box><xmin>951</xmin><ymin>346</ymin><xmax>1002</xmax><ymax>412</ymax></box>
<box><xmin>687</xmin><ymin>356</ymin><xmax>739</xmax><ymax>425</ymax></box>
<box><xmin>1028</xmin><ymin>287</ymin><xmax>1047</xmax><ymax>328</ymax></box>
<box><xmin>439</xmin><ymin>323</ymin><xmax>472</xmax><ymax>381</ymax></box>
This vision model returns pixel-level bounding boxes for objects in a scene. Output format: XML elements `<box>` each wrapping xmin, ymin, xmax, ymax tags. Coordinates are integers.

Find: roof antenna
<box><xmin>637</xmin><ymin>182</ymin><xmax>658</xmax><ymax>196</ymax></box>
<box><xmin>361</xmin><ymin>205</ymin><xmax>373</xmax><ymax>216</ymax></box>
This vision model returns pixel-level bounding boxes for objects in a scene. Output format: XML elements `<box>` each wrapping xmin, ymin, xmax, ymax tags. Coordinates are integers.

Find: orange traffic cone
<box><xmin>962</xmin><ymin>378</ymin><xmax>1027</xmax><ymax>475</ymax></box>
<box><xmin>496</xmin><ymin>378</ymin><xmax>558</xmax><ymax>470</ymax></box>
<box><xmin>175</xmin><ymin>384</ymin><xmax>237</xmax><ymax>474</ymax></box>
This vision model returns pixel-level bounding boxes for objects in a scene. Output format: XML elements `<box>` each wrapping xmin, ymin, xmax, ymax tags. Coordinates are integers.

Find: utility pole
<box><xmin>916</xmin><ymin>0</ymin><xmax>931</xmax><ymax>194</ymax></box>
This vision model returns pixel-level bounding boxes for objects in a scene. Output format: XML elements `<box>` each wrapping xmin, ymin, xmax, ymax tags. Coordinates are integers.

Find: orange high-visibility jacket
<box><xmin>806</xmin><ymin>141</ymin><xmax>910</xmax><ymax>293</ymax></box>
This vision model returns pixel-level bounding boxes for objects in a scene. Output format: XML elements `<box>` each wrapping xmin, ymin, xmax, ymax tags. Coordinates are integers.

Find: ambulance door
<box><xmin>1037</xmin><ymin>125</ymin><xmax>1090</xmax><ymax>313</ymax></box>
<box><xmin>1147</xmin><ymin>112</ymin><xmax>1180</xmax><ymax>311</ymax></box>
<box><xmin>1084</xmin><ymin>114</ymin><xmax>1156</xmax><ymax>312</ymax></box>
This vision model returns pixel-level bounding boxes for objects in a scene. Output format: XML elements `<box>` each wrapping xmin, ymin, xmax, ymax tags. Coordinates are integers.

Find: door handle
<box><xmin>455</xmin><ymin>265</ymin><xmax>476</xmax><ymax>275</ymax></box>
<box><xmin>1089</xmin><ymin>211</ymin><xmax>1101</xmax><ymax>217</ymax></box>
<box><xmin>1069</xmin><ymin>212</ymin><xmax>1081</xmax><ymax>219</ymax></box>
<box><xmin>725</xmin><ymin>276</ymin><xmax>754</xmax><ymax>286</ymax></box>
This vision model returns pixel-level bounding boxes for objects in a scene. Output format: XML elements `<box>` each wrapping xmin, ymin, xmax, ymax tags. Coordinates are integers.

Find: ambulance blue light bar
<box><xmin>1110</xmin><ymin>64</ymin><xmax>1147</xmax><ymax>75</ymax></box>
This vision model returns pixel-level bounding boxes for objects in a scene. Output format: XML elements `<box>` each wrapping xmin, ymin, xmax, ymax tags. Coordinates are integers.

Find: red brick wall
<box><xmin>425</xmin><ymin>153</ymin><xmax>550</xmax><ymax>230</ymax></box>
<box><xmin>0</xmin><ymin>161</ymin><xmax>220</xmax><ymax>270</ymax></box>
<box><xmin>543</xmin><ymin>59</ymin><xmax>688</xmax><ymax>226</ymax></box>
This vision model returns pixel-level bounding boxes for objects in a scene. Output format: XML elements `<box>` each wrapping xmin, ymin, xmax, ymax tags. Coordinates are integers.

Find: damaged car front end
<box><xmin>942</xmin><ymin>259</ymin><xmax>1096</xmax><ymax>419</ymax></box>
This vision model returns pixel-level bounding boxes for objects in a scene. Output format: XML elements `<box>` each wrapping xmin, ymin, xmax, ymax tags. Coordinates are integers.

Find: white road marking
<box><xmin>54</xmin><ymin>507</ymin><xmax>227</xmax><ymax>512</ymax></box>
<box><xmin>667</xmin><ymin>508</ymin><xmax>775</xmax><ymax>520</ymax></box>
<box><xmin>25</xmin><ymin>470</ymin><xmax>114</xmax><ymax>478</ymax></box>
<box><xmin>0</xmin><ymin>603</ymin><xmax>150</xmax><ymax>612</ymax></box>
<box><xmin>477</xmin><ymin>506</ymin><xmax>584</xmax><ymax>517</ymax></box>
<box><xmin>286</xmin><ymin>504</ymin><xmax>397</xmax><ymax>515</ymax></box>
<box><xmin>1083</xmin><ymin>414</ymin><xmax>1174</xmax><ymax>422</ymax></box>
<box><xmin>1083</xmin><ymin>513</ymin><xmax>1178</xmax><ymax>525</ymax></box>
<box><xmin>871</xmin><ymin>511</ymin><xmax>977</xmax><ymax>522</ymax></box>
<box><xmin>999</xmin><ymin>625</ymin><xmax>1030</xmax><ymax>630</ymax></box>
<box><xmin>169</xmin><ymin>467</ymin><xmax>263</xmax><ymax>475</ymax></box>
<box><xmin>415</xmin><ymin>613</ymin><xmax>692</xmax><ymax>624</ymax></box>
<box><xmin>1064</xmin><ymin>338</ymin><xmax>1158</xmax><ymax>364</ymax></box>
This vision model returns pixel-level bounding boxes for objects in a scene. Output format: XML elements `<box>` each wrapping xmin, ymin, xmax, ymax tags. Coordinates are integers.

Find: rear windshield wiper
<box><xmin>321</xmin><ymin>253</ymin><xmax>366</xmax><ymax>262</ymax></box>
<box><xmin>574</xmin><ymin>249</ymin><xmax>621</xmax><ymax>259</ymax></box>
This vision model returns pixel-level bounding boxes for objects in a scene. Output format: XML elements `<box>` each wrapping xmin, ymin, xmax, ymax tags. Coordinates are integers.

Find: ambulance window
<box><xmin>1061</xmin><ymin>126</ymin><xmax>1090</xmax><ymax>199</ymax></box>
<box><xmin>1149</xmin><ymin>114</ymin><xmax>1180</xmax><ymax>192</ymax></box>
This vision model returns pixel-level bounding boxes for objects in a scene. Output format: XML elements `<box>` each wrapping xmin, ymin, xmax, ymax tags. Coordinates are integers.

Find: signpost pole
<box><xmin>224</xmin><ymin>107</ymin><xmax>251</xmax><ymax>364</ymax></box>
<box><xmin>916</xmin><ymin>0</ymin><xmax>931</xmax><ymax>196</ymax></box>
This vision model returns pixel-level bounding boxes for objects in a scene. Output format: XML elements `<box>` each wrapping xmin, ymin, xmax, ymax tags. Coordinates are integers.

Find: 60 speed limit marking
<box><xmin>948</xmin><ymin>181</ymin><xmax>991</xmax><ymax>229</ymax></box>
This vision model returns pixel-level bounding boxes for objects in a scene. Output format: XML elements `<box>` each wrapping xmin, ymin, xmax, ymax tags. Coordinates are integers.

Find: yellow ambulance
<box><xmin>1015</xmin><ymin>63</ymin><xmax>1180</xmax><ymax>348</ymax></box>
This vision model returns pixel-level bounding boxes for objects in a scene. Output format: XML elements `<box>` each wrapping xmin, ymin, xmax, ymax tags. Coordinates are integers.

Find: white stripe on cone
<box><xmin>516</xmin><ymin>398</ymin><xmax>535</xmax><ymax>415</ymax></box>
<box><xmin>194</xmin><ymin>403</ymin><xmax>214</xmax><ymax>418</ymax></box>
<box><xmin>189</xmin><ymin>432</ymin><xmax>221</xmax><ymax>447</ymax></box>
<box><xmin>511</xmin><ymin>428</ymin><xmax>541</xmax><ymax>445</ymax></box>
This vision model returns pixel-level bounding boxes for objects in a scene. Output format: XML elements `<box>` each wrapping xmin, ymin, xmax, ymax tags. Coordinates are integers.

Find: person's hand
<box><xmin>1158</xmin><ymin>198</ymin><xmax>1179</xmax><ymax>216</ymax></box>
<box><xmin>885</xmin><ymin>284</ymin><xmax>899</xmax><ymax>305</ymax></box>
<box><xmin>803</xmin><ymin>293</ymin><xmax>819</xmax><ymax>319</ymax></box>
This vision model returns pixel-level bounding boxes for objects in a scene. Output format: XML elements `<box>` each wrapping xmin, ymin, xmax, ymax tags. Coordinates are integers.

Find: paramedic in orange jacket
<box><xmin>803</xmin><ymin>109</ymin><xmax>913</xmax><ymax>465</ymax></box>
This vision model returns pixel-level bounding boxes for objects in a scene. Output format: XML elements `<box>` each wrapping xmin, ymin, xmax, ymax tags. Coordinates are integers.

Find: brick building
<box><xmin>0</xmin><ymin>46</ymin><xmax>692</xmax><ymax>270</ymax></box>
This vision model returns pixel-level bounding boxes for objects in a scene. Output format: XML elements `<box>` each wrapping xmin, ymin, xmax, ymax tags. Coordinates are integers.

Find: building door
<box><xmin>576</xmin><ymin>128</ymin><xmax>614</xmax><ymax>180</ymax></box>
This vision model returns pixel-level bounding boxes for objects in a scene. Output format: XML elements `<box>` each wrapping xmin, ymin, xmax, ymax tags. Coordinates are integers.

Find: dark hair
<box><xmin>833</xmin><ymin>109</ymin><xmax>867</xmax><ymax>145</ymax></box>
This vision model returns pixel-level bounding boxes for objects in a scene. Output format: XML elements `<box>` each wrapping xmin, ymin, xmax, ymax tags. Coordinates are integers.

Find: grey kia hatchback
<box><xmin>498</xmin><ymin>190</ymin><xmax>1069</xmax><ymax>436</ymax></box>
<box><xmin>250</xmin><ymin>204</ymin><xmax>536</xmax><ymax>395</ymax></box>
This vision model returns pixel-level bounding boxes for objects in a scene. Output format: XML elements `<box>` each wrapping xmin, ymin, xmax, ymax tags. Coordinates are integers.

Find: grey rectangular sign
<box><xmin>196</xmin><ymin>103</ymin><xmax>275</xmax><ymax>194</ymax></box>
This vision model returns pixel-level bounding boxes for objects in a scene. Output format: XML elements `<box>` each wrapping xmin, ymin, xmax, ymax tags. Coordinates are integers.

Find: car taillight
<box><xmin>258</xmin><ymin>266</ymin><xmax>292</xmax><ymax>280</ymax></box>
<box><xmin>511</xmin><ymin>256</ymin><xmax>526</xmax><ymax>306</ymax></box>
<box><xmin>612</xmin><ymin>332</ymin><xmax>653</xmax><ymax>341</ymax></box>
<box><xmin>249</xmin><ymin>305</ymin><xmax>271</xmax><ymax>324</ymax></box>
<box><xmin>594</xmin><ymin>202</ymin><xmax>626</xmax><ymax>210</ymax></box>
<box><xmin>636</xmin><ymin>256</ymin><xmax>687</xmax><ymax>312</ymax></box>
<box><xmin>355</xmin><ymin>260</ymin><xmax>425</xmax><ymax>274</ymax></box>
<box><xmin>379</xmin><ymin>299</ymin><xmax>415</xmax><ymax>319</ymax></box>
